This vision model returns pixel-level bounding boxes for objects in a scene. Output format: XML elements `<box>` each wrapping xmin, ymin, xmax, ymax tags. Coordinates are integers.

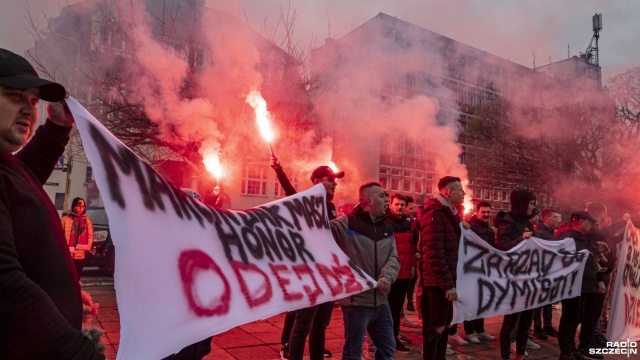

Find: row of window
<box><xmin>240</xmin><ymin>165</ymin><xmax>299</xmax><ymax>197</ymax></box>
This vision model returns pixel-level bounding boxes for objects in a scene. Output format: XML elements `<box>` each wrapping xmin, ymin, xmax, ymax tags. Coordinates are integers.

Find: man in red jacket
<box><xmin>420</xmin><ymin>176</ymin><xmax>465</xmax><ymax>360</ymax></box>
<box><xmin>386</xmin><ymin>193</ymin><xmax>417</xmax><ymax>354</ymax></box>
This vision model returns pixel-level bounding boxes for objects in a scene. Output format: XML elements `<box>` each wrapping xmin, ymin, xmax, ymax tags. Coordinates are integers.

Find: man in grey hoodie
<box><xmin>330</xmin><ymin>182</ymin><xmax>399</xmax><ymax>360</ymax></box>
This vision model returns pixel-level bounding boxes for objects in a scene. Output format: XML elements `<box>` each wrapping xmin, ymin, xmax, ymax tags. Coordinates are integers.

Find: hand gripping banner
<box><xmin>66</xmin><ymin>98</ymin><xmax>376</xmax><ymax>359</ymax></box>
<box><xmin>453</xmin><ymin>227</ymin><xmax>588</xmax><ymax>324</ymax></box>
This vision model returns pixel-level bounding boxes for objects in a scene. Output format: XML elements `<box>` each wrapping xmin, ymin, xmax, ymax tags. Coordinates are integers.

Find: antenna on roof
<box><xmin>325</xmin><ymin>8</ymin><xmax>332</xmax><ymax>39</ymax></box>
<box><xmin>579</xmin><ymin>13</ymin><xmax>602</xmax><ymax>66</ymax></box>
<box><xmin>568</xmin><ymin>44</ymin><xmax>570</xmax><ymax>58</ymax></box>
<box><xmin>532</xmin><ymin>52</ymin><xmax>537</xmax><ymax>69</ymax></box>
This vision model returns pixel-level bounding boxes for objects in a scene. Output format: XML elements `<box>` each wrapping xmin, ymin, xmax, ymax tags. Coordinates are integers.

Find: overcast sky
<box><xmin>2</xmin><ymin>0</ymin><xmax>638</xmax><ymax>82</ymax></box>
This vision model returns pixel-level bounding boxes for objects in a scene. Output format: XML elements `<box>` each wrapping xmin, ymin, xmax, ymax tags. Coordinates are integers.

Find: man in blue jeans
<box><xmin>330</xmin><ymin>182</ymin><xmax>399</xmax><ymax>360</ymax></box>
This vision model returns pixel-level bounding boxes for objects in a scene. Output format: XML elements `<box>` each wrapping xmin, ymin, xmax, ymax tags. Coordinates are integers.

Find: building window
<box><xmin>55</xmin><ymin>193</ymin><xmax>65</xmax><ymax>211</ymax></box>
<box><xmin>403</xmin><ymin>179</ymin><xmax>412</xmax><ymax>192</ymax></box>
<box><xmin>379</xmin><ymin>177</ymin><xmax>388</xmax><ymax>190</ymax></box>
<box><xmin>391</xmin><ymin>178</ymin><xmax>400</xmax><ymax>191</ymax></box>
<box><xmin>414</xmin><ymin>180</ymin><xmax>423</xmax><ymax>194</ymax></box>
<box><xmin>275</xmin><ymin>173</ymin><xmax>297</xmax><ymax>197</ymax></box>
<box><xmin>241</xmin><ymin>164</ymin><xmax>267</xmax><ymax>196</ymax></box>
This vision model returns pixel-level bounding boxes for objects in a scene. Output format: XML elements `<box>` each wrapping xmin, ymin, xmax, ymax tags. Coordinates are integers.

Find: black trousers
<box><xmin>499</xmin><ymin>310</ymin><xmax>533</xmax><ymax>359</ymax></box>
<box><xmin>288</xmin><ymin>301</ymin><xmax>334</xmax><ymax>360</ymax></box>
<box><xmin>421</xmin><ymin>286</ymin><xmax>453</xmax><ymax>360</ymax></box>
<box><xmin>558</xmin><ymin>293</ymin><xmax>604</xmax><ymax>355</ymax></box>
<box><xmin>388</xmin><ymin>278</ymin><xmax>411</xmax><ymax>340</ymax></box>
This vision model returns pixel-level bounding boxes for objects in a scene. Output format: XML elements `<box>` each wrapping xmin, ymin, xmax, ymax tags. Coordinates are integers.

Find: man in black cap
<box><xmin>556</xmin><ymin>210</ymin><xmax>606</xmax><ymax>360</ymax></box>
<box><xmin>0</xmin><ymin>49</ymin><xmax>103</xmax><ymax>358</ymax></box>
<box><xmin>270</xmin><ymin>157</ymin><xmax>344</xmax><ymax>360</ymax></box>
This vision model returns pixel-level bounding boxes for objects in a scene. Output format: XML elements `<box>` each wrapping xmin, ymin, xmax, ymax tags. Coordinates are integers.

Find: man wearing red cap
<box><xmin>271</xmin><ymin>158</ymin><xmax>344</xmax><ymax>360</ymax></box>
<box><xmin>0</xmin><ymin>48</ymin><xmax>103</xmax><ymax>359</ymax></box>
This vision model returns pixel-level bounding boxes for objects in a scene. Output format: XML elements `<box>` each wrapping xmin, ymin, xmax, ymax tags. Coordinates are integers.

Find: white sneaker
<box><xmin>401</xmin><ymin>316</ymin><xmax>420</xmax><ymax>328</ymax></box>
<box><xmin>526</xmin><ymin>339</ymin><xmax>540</xmax><ymax>349</ymax></box>
<box><xmin>446</xmin><ymin>347</ymin><xmax>455</xmax><ymax>355</ymax></box>
<box><xmin>476</xmin><ymin>332</ymin><xmax>496</xmax><ymax>341</ymax></box>
<box><xmin>450</xmin><ymin>333</ymin><xmax>468</xmax><ymax>345</ymax></box>
<box><xmin>467</xmin><ymin>333</ymin><xmax>481</xmax><ymax>344</ymax></box>
<box><xmin>511</xmin><ymin>342</ymin><xmax>529</xmax><ymax>356</ymax></box>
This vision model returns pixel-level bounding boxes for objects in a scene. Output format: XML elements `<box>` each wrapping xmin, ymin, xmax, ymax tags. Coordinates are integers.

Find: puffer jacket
<box><xmin>386</xmin><ymin>211</ymin><xmax>416</xmax><ymax>279</ymax></box>
<box><xmin>468</xmin><ymin>215</ymin><xmax>495</xmax><ymax>246</ymax></box>
<box><xmin>419</xmin><ymin>196</ymin><xmax>461</xmax><ymax>291</ymax></box>
<box><xmin>556</xmin><ymin>223</ymin><xmax>603</xmax><ymax>293</ymax></box>
<box><xmin>331</xmin><ymin>208</ymin><xmax>399</xmax><ymax>307</ymax></box>
<box><xmin>61</xmin><ymin>214</ymin><xmax>94</xmax><ymax>260</ymax></box>
<box><xmin>494</xmin><ymin>212</ymin><xmax>533</xmax><ymax>251</ymax></box>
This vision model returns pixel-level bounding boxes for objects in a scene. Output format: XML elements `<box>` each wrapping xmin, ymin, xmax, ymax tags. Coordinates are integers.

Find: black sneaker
<box><xmin>406</xmin><ymin>302</ymin><xmax>415</xmax><ymax>311</ymax></box>
<box><xmin>544</xmin><ymin>326</ymin><xmax>560</xmax><ymax>337</ymax></box>
<box><xmin>398</xmin><ymin>333</ymin><xmax>412</xmax><ymax>344</ymax></box>
<box><xmin>572</xmin><ymin>350</ymin><xmax>587</xmax><ymax>360</ymax></box>
<box><xmin>533</xmin><ymin>328</ymin><xmax>549</xmax><ymax>340</ymax></box>
<box><xmin>280</xmin><ymin>343</ymin><xmax>290</xmax><ymax>360</ymax></box>
<box><xmin>593</xmin><ymin>334</ymin><xmax>608</xmax><ymax>347</ymax></box>
<box><xmin>395</xmin><ymin>342</ymin><xmax>411</xmax><ymax>354</ymax></box>
<box><xmin>323</xmin><ymin>348</ymin><xmax>332</xmax><ymax>358</ymax></box>
<box><xmin>578</xmin><ymin>348</ymin><xmax>603</xmax><ymax>359</ymax></box>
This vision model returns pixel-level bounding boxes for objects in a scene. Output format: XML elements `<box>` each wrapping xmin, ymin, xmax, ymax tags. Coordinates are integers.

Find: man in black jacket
<box><xmin>556</xmin><ymin>211</ymin><xmax>606</xmax><ymax>360</ymax></box>
<box><xmin>271</xmin><ymin>158</ymin><xmax>344</xmax><ymax>360</ymax></box>
<box><xmin>0</xmin><ymin>49</ymin><xmax>103</xmax><ymax>359</ymax></box>
<box><xmin>531</xmin><ymin>208</ymin><xmax>560</xmax><ymax>340</ymax></box>
<box><xmin>463</xmin><ymin>201</ymin><xmax>496</xmax><ymax>344</ymax></box>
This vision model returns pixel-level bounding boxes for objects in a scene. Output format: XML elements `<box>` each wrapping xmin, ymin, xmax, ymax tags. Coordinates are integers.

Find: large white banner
<box><xmin>607</xmin><ymin>221</ymin><xmax>640</xmax><ymax>342</ymax></box>
<box><xmin>66</xmin><ymin>98</ymin><xmax>376</xmax><ymax>359</ymax></box>
<box><xmin>453</xmin><ymin>228</ymin><xmax>588</xmax><ymax>323</ymax></box>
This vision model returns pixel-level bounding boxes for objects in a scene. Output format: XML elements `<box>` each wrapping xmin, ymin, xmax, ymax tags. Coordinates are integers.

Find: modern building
<box><xmin>310</xmin><ymin>12</ymin><xmax>604</xmax><ymax>211</ymax></box>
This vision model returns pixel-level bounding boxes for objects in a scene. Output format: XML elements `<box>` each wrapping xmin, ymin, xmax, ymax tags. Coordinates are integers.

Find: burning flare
<box><xmin>329</xmin><ymin>161</ymin><xmax>339</xmax><ymax>173</ymax></box>
<box><xmin>246</xmin><ymin>90</ymin><xmax>275</xmax><ymax>143</ymax></box>
<box><xmin>202</xmin><ymin>148</ymin><xmax>223</xmax><ymax>182</ymax></box>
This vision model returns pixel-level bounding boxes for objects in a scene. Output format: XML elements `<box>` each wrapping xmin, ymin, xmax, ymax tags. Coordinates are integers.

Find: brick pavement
<box><xmin>83</xmin><ymin>283</ymin><xmax>628</xmax><ymax>360</ymax></box>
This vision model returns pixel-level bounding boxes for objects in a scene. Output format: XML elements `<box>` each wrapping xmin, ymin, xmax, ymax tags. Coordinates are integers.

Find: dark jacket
<box><xmin>0</xmin><ymin>122</ymin><xmax>103</xmax><ymax>359</ymax></box>
<box><xmin>331</xmin><ymin>207</ymin><xmax>399</xmax><ymax>307</ymax></box>
<box><xmin>419</xmin><ymin>196</ymin><xmax>462</xmax><ymax>291</ymax></box>
<box><xmin>534</xmin><ymin>222</ymin><xmax>556</xmax><ymax>240</ymax></box>
<box><xmin>469</xmin><ymin>215</ymin><xmax>495</xmax><ymax>246</ymax></box>
<box><xmin>494</xmin><ymin>189</ymin><xmax>536</xmax><ymax>251</ymax></box>
<box><xmin>494</xmin><ymin>212</ymin><xmax>533</xmax><ymax>250</ymax></box>
<box><xmin>586</xmin><ymin>225</ymin><xmax>615</xmax><ymax>286</ymax></box>
<box><xmin>386</xmin><ymin>211</ymin><xmax>416</xmax><ymax>279</ymax></box>
<box><xmin>556</xmin><ymin>223</ymin><xmax>603</xmax><ymax>293</ymax></box>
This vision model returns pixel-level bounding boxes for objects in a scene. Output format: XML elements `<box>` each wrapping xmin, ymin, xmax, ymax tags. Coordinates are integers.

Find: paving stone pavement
<box><xmin>83</xmin><ymin>282</ymin><xmax>630</xmax><ymax>360</ymax></box>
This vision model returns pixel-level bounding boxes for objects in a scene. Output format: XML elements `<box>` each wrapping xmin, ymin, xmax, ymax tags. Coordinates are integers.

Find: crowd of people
<box><xmin>0</xmin><ymin>47</ymin><xmax>629</xmax><ymax>360</ymax></box>
<box><xmin>270</xmin><ymin>162</ymin><xmax>627</xmax><ymax>360</ymax></box>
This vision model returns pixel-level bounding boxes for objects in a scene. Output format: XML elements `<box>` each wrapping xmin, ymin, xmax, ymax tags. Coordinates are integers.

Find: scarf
<box><xmin>68</xmin><ymin>211</ymin><xmax>90</xmax><ymax>250</ymax></box>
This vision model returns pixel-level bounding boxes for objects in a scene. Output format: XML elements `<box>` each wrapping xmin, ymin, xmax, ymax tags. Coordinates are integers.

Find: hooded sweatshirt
<box><xmin>494</xmin><ymin>190</ymin><xmax>535</xmax><ymax>251</ymax></box>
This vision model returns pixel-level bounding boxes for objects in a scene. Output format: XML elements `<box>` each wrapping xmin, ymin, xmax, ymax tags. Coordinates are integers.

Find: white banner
<box><xmin>66</xmin><ymin>98</ymin><xmax>376</xmax><ymax>359</ymax></box>
<box><xmin>453</xmin><ymin>227</ymin><xmax>588</xmax><ymax>323</ymax></box>
<box><xmin>607</xmin><ymin>221</ymin><xmax>640</xmax><ymax>342</ymax></box>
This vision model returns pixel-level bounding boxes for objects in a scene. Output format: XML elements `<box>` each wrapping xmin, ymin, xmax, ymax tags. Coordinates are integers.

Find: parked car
<box><xmin>85</xmin><ymin>207</ymin><xmax>115</xmax><ymax>276</ymax></box>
